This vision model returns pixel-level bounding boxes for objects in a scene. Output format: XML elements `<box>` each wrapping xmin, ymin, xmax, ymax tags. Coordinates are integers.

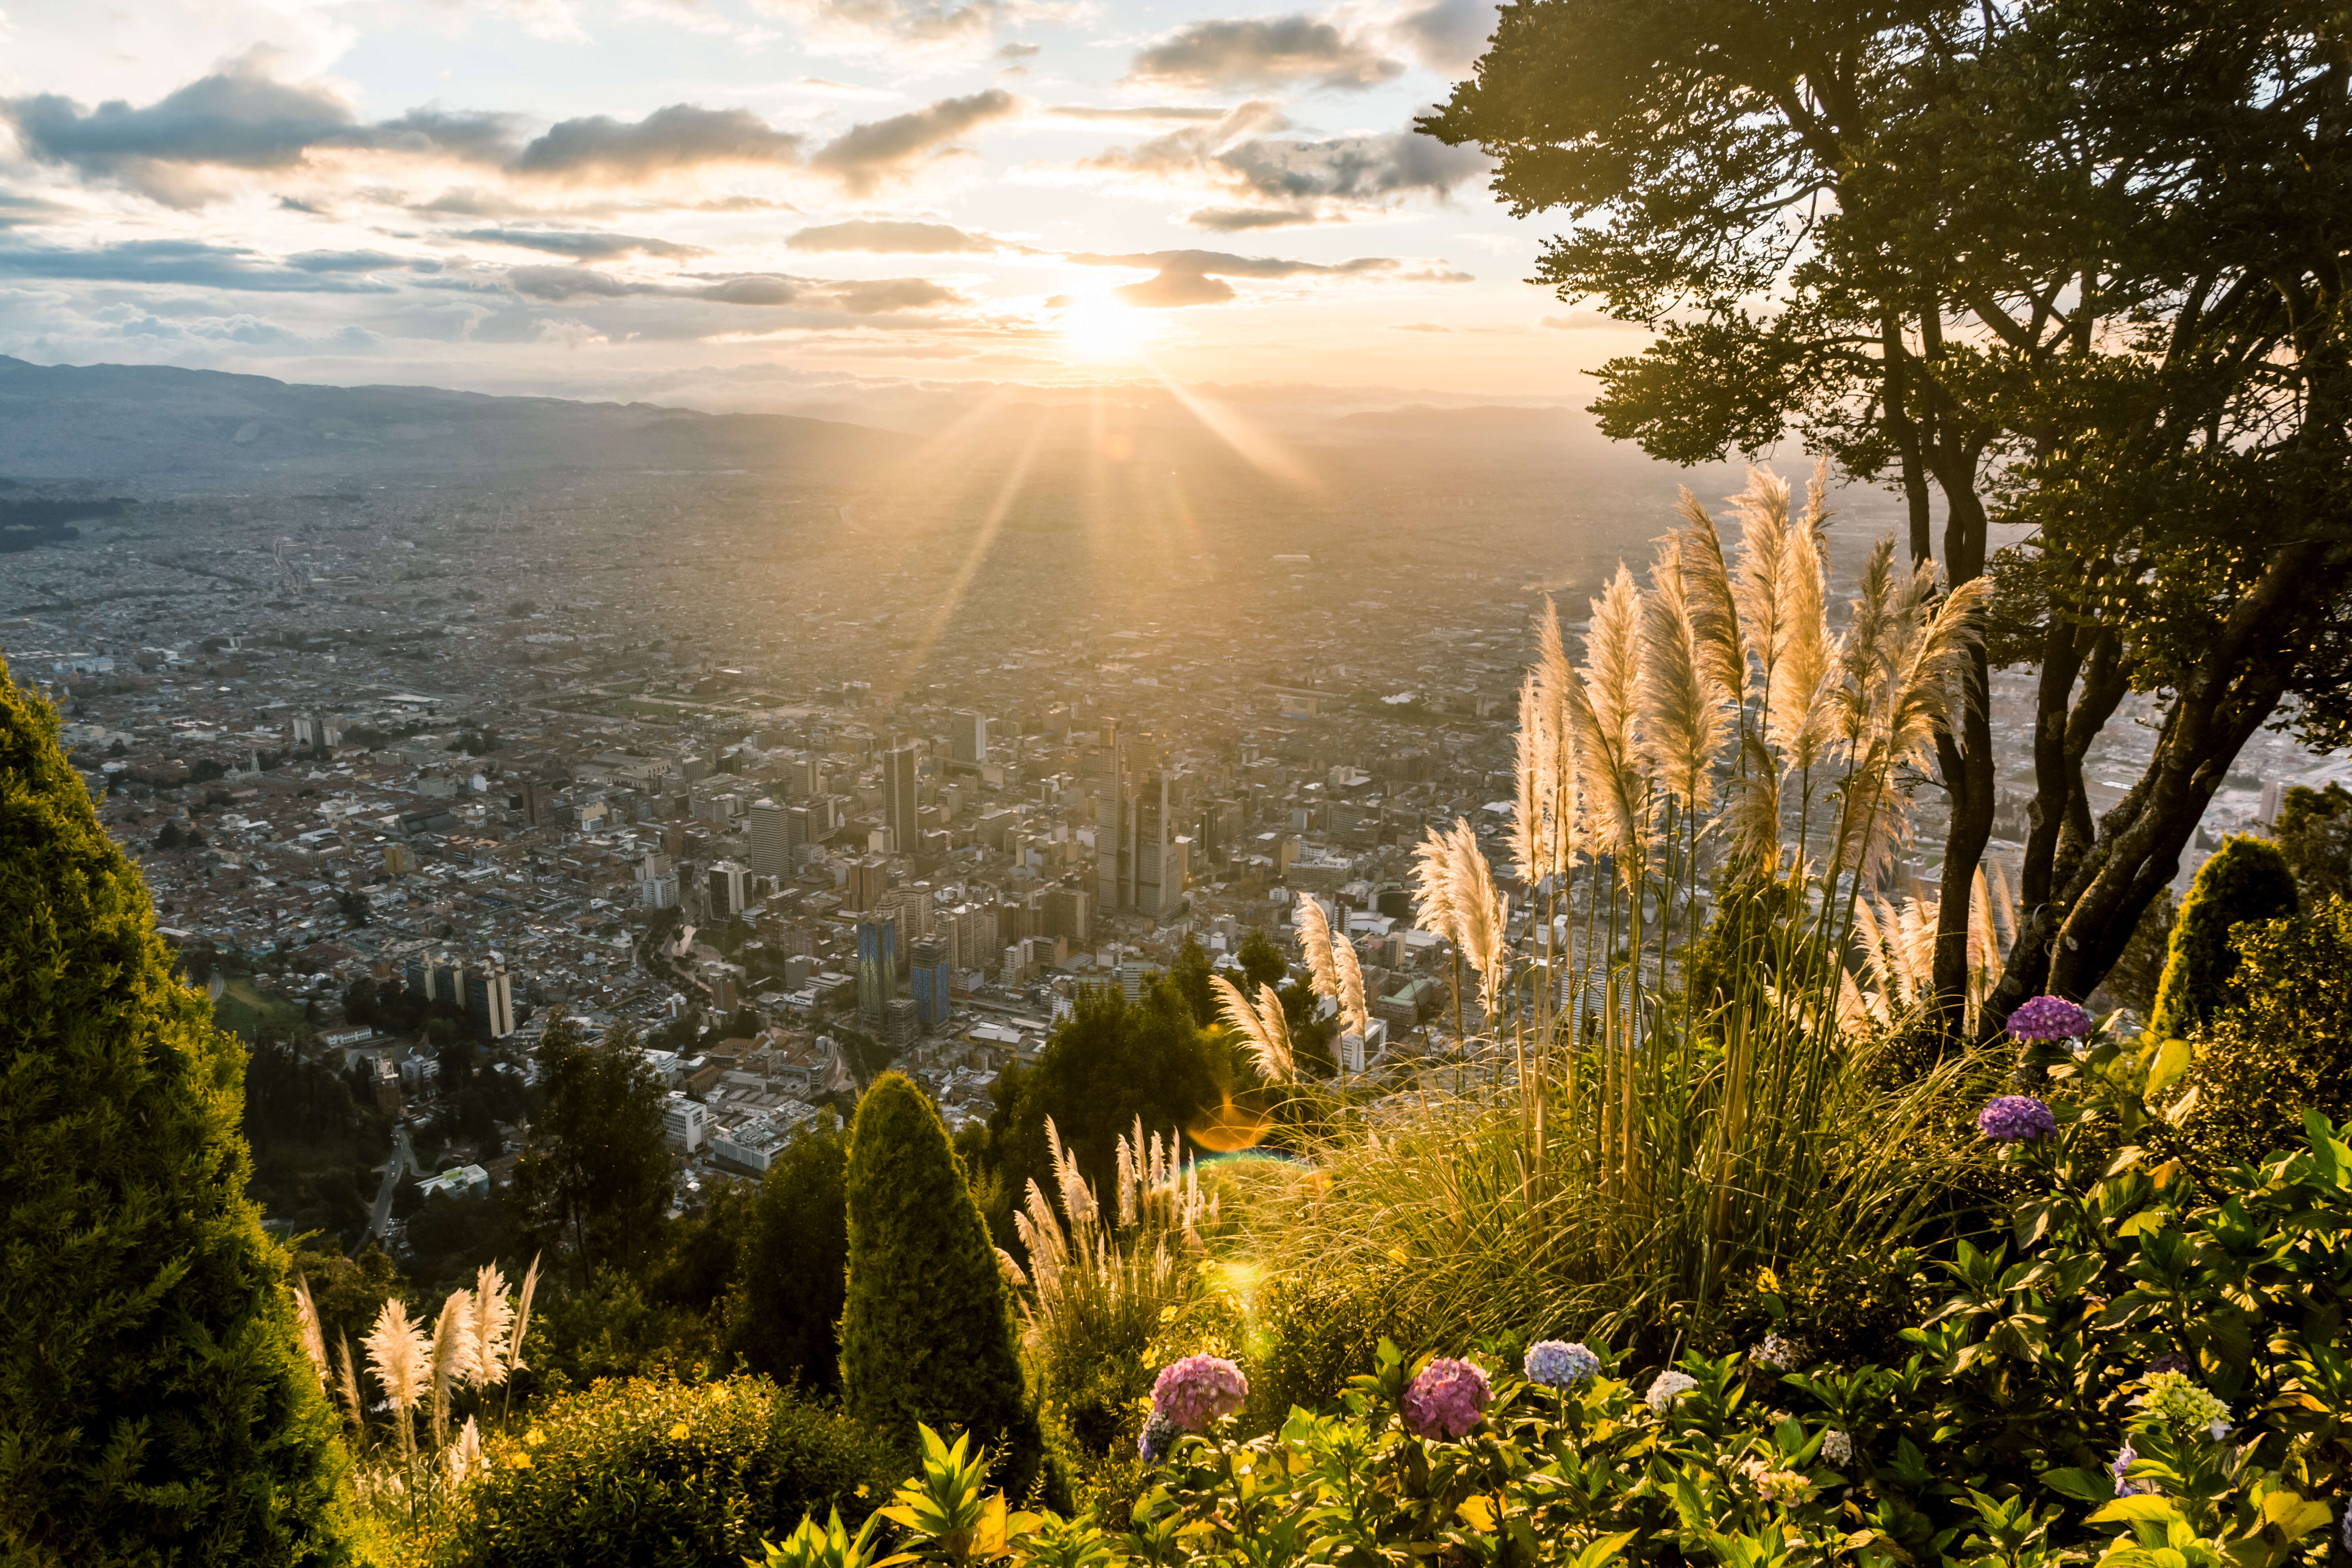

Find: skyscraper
<box><xmin>882</xmin><ymin>744</ymin><xmax>918</xmax><ymax>855</ymax></box>
<box><xmin>745</xmin><ymin>798</ymin><xmax>787</xmax><ymax>881</ymax></box>
<box><xmin>952</xmin><ymin>710</ymin><xmax>989</xmax><ymax>766</ymax></box>
<box><xmin>709</xmin><ymin>860</ymin><xmax>748</xmax><ymax>918</ymax></box>
<box><xmin>1132</xmin><ymin>770</ymin><xmax>1173</xmax><ymax>918</ymax></box>
<box><xmin>856</xmin><ymin>914</ymin><xmax>899</xmax><ymax>1019</ymax></box>
<box><xmin>909</xmin><ymin>935</ymin><xmax>951</xmax><ymax>1028</ymax></box>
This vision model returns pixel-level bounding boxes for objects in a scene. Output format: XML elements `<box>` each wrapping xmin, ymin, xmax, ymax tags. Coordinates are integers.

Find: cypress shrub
<box><xmin>2179</xmin><ymin>898</ymin><xmax>2352</xmax><ymax>1169</ymax></box>
<box><xmin>725</xmin><ymin>1112</ymin><xmax>850</xmax><ymax>1396</ymax></box>
<box><xmin>2147</xmin><ymin>833</ymin><xmax>2298</xmax><ymax>1041</ymax></box>
<box><xmin>840</xmin><ymin>1072</ymin><xmax>1042</xmax><ymax>1495</ymax></box>
<box><xmin>0</xmin><ymin>656</ymin><xmax>358</xmax><ymax>1564</ymax></box>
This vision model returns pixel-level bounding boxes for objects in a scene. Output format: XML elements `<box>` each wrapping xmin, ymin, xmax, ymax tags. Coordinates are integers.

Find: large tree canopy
<box><xmin>1425</xmin><ymin>0</ymin><xmax>2352</xmax><ymax>1030</ymax></box>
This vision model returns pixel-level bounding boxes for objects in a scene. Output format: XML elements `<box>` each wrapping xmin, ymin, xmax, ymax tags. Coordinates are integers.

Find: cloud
<box><xmin>1384</xmin><ymin>0</ymin><xmax>1498</xmax><ymax>74</ymax></box>
<box><xmin>806</xmin><ymin>89</ymin><xmax>1020</xmax><ymax>195</ymax></box>
<box><xmin>763</xmin><ymin>0</ymin><xmax>1001</xmax><ymax>47</ymax></box>
<box><xmin>1127</xmin><ymin>15</ymin><xmax>1404</xmax><ymax>92</ymax></box>
<box><xmin>504</xmin><ymin>263</ymin><xmax>962</xmax><ymax>314</ymax></box>
<box><xmin>786</xmin><ymin>218</ymin><xmax>1005</xmax><ymax>253</ymax></box>
<box><xmin>510</xmin><ymin>104</ymin><xmax>805</xmax><ymax>181</ymax></box>
<box><xmin>0</xmin><ymin>52</ymin><xmax>524</xmax><ymax>205</ymax></box>
<box><xmin>0</xmin><ymin>191</ymin><xmax>72</xmax><ymax>228</ymax></box>
<box><xmin>1074</xmin><ymin>103</ymin><xmax>1488</xmax><ymax>226</ymax></box>
<box><xmin>0</xmin><ymin>237</ymin><xmax>412</xmax><ymax>292</ymax></box>
<box><xmin>1388</xmin><ymin>320</ymin><xmax>1449</xmax><ymax>331</ymax></box>
<box><xmin>1065</xmin><ymin>246</ymin><xmax>1461</xmax><ymax>307</ymax></box>
<box><xmin>1541</xmin><ymin>310</ymin><xmax>1631</xmax><ymax>330</ymax></box>
<box><xmin>1048</xmin><ymin>105</ymin><xmax>1229</xmax><ymax>123</ymax></box>
<box><xmin>997</xmin><ymin>41</ymin><xmax>1040</xmax><ymax>57</ymax></box>
<box><xmin>457</xmin><ymin>228</ymin><xmax>711</xmax><ymax>260</ymax></box>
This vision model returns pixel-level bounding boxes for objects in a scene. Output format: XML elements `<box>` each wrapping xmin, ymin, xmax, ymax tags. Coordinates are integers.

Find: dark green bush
<box><xmin>841</xmin><ymin>1073</ymin><xmax>1044</xmax><ymax>1497</ymax></box>
<box><xmin>2178</xmin><ymin>897</ymin><xmax>2352</xmax><ymax>1170</ymax></box>
<box><xmin>441</xmin><ymin>1375</ymin><xmax>896</xmax><ymax>1567</ymax></box>
<box><xmin>2148</xmin><ymin>833</ymin><xmax>2297</xmax><ymax>1041</ymax></box>
<box><xmin>0</xmin><ymin>655</ymin><xmax>360</xmax><ymax>1564</ymax></box>
<box><xmin>1247</xmin><ymin>1268</ymin><xmax>1428</xmax><ymax>1432</ymax></box>
<box><xmin>725</xmin><ymin>1113</ymin><xmax>850</xmax><ymax>1395</ymax></box>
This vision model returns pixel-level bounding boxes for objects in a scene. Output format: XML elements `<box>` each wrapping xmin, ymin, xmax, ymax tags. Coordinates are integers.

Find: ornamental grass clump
<box><xmin>1401</xmin><ymin>1358</ymin><xmax>1492</xmax><ymax>1440</ymax></box>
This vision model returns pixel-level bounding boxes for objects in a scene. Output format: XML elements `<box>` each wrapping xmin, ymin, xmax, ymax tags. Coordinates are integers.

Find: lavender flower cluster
<box><xmin>1402</xmin><ymin>1358</ymin><xmax>1493</xmax><ymax>1440</ymax></box>
<box><xmin>2006</xmin><ymin>995</ymin><xmax>2094</xmax><ymax>1041</ymax></box>
<box><xmin>1523</xmin><ymin>1340</ymin><xmax>1600</xmax><ymax>1389</ymax></box>
<box><xmin>1748</xmin><ymin>1333</ymin><xmax>1808</xmax><ymax>1371</ymax></box>
<box><xmin>1977</xmin><ymin>1094</ymin><xmax>2058</xmax><ymax>1142</ymax></box>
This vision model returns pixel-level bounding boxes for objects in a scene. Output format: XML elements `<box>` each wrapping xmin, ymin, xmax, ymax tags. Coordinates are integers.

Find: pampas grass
<box><xmin>291</xmin><ymin>1272</ymin><xmax>330</xmax><ymax>1393</ymax></box>
<box><xmin>1211</xmin><ymin>972</ymin><xmax>1295</xmax><ymax>1083</ymax></box>
<box><xmin>470</xmin><ymin>1263</ymin><xmax>515</xmax><ymax>1388</ymax></box>
<box><xmin>1295</xmin><ymin>895</ymin><xmax>1341</xmax><ymax>1010</ymax></box>
<box><xmin>427</xmin><ymin>1288</ymin><xmax>479</xmax><ymax>1450</ymax></box>
<box><xmin>364</xmin><ymin>1299</ymin><xmax>431</xmax><ymax>1459</ymax></box>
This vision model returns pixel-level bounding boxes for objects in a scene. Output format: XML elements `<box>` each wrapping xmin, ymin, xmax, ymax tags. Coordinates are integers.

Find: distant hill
<box><xmin>0</xmin><ymin>357</ymin><xmax>908</xmax><ymax>487</ymax></box>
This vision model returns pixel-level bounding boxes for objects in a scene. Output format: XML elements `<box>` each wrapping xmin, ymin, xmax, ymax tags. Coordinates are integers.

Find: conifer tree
<box><xmin>2149</xmin><ymin>833</ymin><xmax>2300</xmax><ymax>1041</ymax></box>
<box><xmin>840</xmin><ymin>1072</ymin><xmax>1041</xmax><ymax>1493</ymax></box>
<box><xmin>0</xmin><ymin>656</ymin><xmax>358</xmax><ymax>1564</ymax></box>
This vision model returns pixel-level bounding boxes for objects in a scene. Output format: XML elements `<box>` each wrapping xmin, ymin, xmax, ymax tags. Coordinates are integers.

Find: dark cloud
<box><xmin>1049</xmin><ymin>105</ymin><xmax>1230</xmax><ymax>123</ymax></box>
<box><xmin>503</xmin><ymin>263</ymin><xmax>959</xmax><ymax>313</ymax></box>
<box><xmin>510</xmin><ymin>104</ymin><xmax>805</xmax><ymax>181</ymax></box>
<box><xmin>826</xmin><ymin>277</ymin><xmax>961</xmax><ymax>312</ymax></box>
<box><xmin>457</xmin><ymin>228</ymin><xmax>710</xmax><ymax>260</ymax></box>
<box><xmin>0</xmin><ymin>237</ymin><xmax>409</xmax><ymax>292</ymax></box>
<box><xmin>1079</xmin><ymin>104</ymin><xmax>1488</xmax><ymax>226</ymax></box>
<box><xmin>806</xmin><ymin>89</ymin><xmax>1020</xmax><ymax>195</ymax></box>
<box><xmin>0</xmin><ymin>55</ymin><xmax>524</xmax><ymax>206</ymax></box>
<box><xmin>1127</xmin><ymin>16</ymin><xmax>1404</xmax><ymax>92</ymax></box>
<box><xmin>1387</xmin><ymin>0</ymin><xmax>1498</xmax><ymax>74</ymax></box>
<box><xmin>1065</xmin><ymin>247</ymin><xmax>1449</xmax><ymax>307</ymax></box>
<box><xmin>0</xmin><ymin>191</ymin><xmax>73</xmax><ymax>228</ymax></box>
<box><xmin>786</xmin><ymin>218</ymin><xmax>1006</xmax><ymax>253</ymax></box>
<box><xmin>505</xmin><ymin>264</ymin><xmax>641</xmax><ymax>301</ymax></box>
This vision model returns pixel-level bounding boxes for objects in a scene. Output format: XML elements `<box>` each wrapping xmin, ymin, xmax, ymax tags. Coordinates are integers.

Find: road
<box><xmin>365</xmin><ymin>1122</ymin><xmax>415</xmax><ymax>1248</ymax></box>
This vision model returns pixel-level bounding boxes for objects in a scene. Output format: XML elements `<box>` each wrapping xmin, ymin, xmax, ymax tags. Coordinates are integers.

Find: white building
<box><xmin>663</xmin><ymin>1093</ymin><xmax>711</xmax><ymax>1154</ymax></box>
<box><xmin>415</xmin><ymin>1164</ymin><xmax>489</xmax><ymax>1202</ymax></box>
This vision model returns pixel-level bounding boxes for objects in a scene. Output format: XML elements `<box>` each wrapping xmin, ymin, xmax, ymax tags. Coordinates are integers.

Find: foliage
<box><xmin>0</xmin><ymin>656</ymin><xmax>361</xmax><ymax>1564</ymax></box>
<box><xmin>429</xmin><ymin>1374</ymin><xmax>898</xmax><ymax>1568</ymax></box>
<box><xmin>2098</xmin><ymin>889</ymin><xmax>2177</xmax><ymax>1020</ymax></box>
<box><xmin>842</xmin><ymin>1073</ymin><xmax>1045</xmax><ymax>1498</ymax></box>
<box><xmin>2148</xmin><ymin>835</ymin><xmax>2298</xmax><ymax>1042</ymax></box>
<box><xmin>531</xmin><ymin>1265</ymin><xmax>726</xmax><ymax>1389</ymax></box>
<box><xmin>1233</xmin><ymin>929</ymin><xmax>1284</xmax><ymax>994</ymax></box>
<box><xmin>511</xmin><ymin>1014</ymin><xmax>675</xmax><ymax>1278</ymax></box>
<box><xmin>2274</xmin><ymin>783</ymin><xmax>2352</xmax><ymax>904</ymax></box>
<box><xmin>2176</xmin><ymin>898</ymin><xmax>2352</xmax><ymax>1170</ymax></box>
<box><xmin>726</xmin><ymin>1113</ymin><xmax>852</xmax><ymax>1397</ymax></box>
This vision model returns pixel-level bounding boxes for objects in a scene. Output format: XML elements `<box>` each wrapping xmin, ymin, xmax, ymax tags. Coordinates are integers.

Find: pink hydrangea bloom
<box><xmin>1151</xmin><ymin>1354</ymin><xmax>1248</xmax><ymax>1431</ymax></box>
<box><xmin>1402</xmin><ymin>1358</ymin><xmax>1492</xmax><ymax>1440</ymax></box>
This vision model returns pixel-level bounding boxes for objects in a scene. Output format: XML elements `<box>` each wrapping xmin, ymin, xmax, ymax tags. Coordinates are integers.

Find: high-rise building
<box><xmin>787</xmin><ymin>801</ymin><xmax>820</xmax><ymax>857</ymax></box>
<box><xmin>709</xmin><ymin>860</ymin><xmax>748</xmax><ymax>918</ymax></box>
<box><xmin>462</xmin><ymin>959</ymin><xmax>516</xmax><ymax>1039</ymax></box>
<box><xmin>952</xmin><ymin>710</ymin><xmax>990</xmax><ymax>767</ymax></box>
<box><xmin>857</xmin><ymin>914</ymin><xmax>899</xmax><ymax>1019</ymax></box>
<box><xmin>746</xmin><ymin>798</ymin><xmax>788</xmax><ymax>880</ymax></box>
<box><xmin>1081</xmin><ymin>719</ymin><xmax>1123</xmax><ymax>802</ymax></box>
<box><xmin>848</xmin><ymin>856</ymin><xmax>891</xmax><ymax>914</ymax></box>
<box><xmin>882</xmin><ymin>745</ymin><xmax>918</xmax><ymax>856</ymax></box>
<box><xmin>1133</xmin><ymin>771</ymin><xmax>1174</xmax><ymax>918</ymax></box>
<box><xmin>909</xmin><ymin>935</ymin><xmax>952</xmax><ymax>1029</ymax></box>
<box><xmin>883</xmin><ymin>996</ymin><xmax>921</xmax><ymax>1050</ymax></box>
<box><xmin>1044</xmin><ymin>885</ymin><xmax>1091</xmax><ymax>944</ymax></box>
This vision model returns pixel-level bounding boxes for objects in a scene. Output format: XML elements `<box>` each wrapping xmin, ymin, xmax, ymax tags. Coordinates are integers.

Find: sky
<box><xmin>0</xmin><ymin>0</ymin><xmax>1649</xmax><ymax>417</ymax></box>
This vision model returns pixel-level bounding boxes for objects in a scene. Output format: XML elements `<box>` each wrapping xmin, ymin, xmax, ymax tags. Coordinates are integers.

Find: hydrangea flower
<box><xmin>1748</xmin><ymin>1332</ymin><xmax>1808</xmax><ymax>1371</ymax></box>
<box><xmin>1737</xmin><ymin>1457</ymin><xmax>1815</xmax><ymax>1506</ymax></box>
<box><xmin>1151</xmin><ymin>1354</ymin><xmax>1248</xmax><ymax>1432</ymax></box>
<box><xmin>2006</xmin><ymin>996</ymin><xmax>2094</xmax><ymax>1041</ymax></box>
<box><xmin>2111</xmin><ymin>1443</ymin><xmax>2149</xmax><ymax>1498</ymax></box>
<box><xmin>1819</xmin><ymin>1428</ymin><xmax>1853</xmax><ymax>1467</ymax></box>
<box><xmin>2138</xmin><ymin>1369</ymin><xmax>2231</xmax><ymax>1439</ymax></box>
<box><xmin>1138</xmin><ymin>1409</ymin><xmax>1184</xmax><ymax>1464</ymax></box>
<box><xmin>1646</xmin><ymin>1370</ymin><xmax>1698</xmax><ymax>1413</ymax></box>
<box><xmin>1977</xmin><ymin>1094</ymin><xmax>2058</xmax><ymax>1141</ymax></box>
<box><xmin>1402</xmin><ymin>1358</ymin><xmax>1492</xmax><ymax>1440</ymax></box>
<box><xmin>1523</xmin><ymin>1340</ymin><xmax>1600</xmax><ymax>1389</ymax></box>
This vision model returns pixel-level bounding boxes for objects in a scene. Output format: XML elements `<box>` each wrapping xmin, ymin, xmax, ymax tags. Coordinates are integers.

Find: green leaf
<box><xmin>2147</xmin><ymin>1037</ymin><xmax>2193</xmax><ymax>1096</ymax></box>
<box><xmin>2090</xmin><ymin>1497</ymin><xmax>2182</xmax><ymax>1526</ymax></box>
<box><xmin>2040</xmin><ymin>1467</ymin><xmax>2117</xmax><ymax>1504</ymax></box>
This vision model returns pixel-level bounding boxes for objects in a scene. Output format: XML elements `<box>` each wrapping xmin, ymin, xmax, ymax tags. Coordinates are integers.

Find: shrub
<box><xmin>2177</xmin><ymin>897</ymin><xmax>2352</xmax><ymax>1169</ymax></box>
<box><xmin>2275</xmin><ymin>781</ymin><xmax>2352</xmax><ymax>902</ymax></box>
<box><xmin>2148</xmin><ymin>833</ymin><xmax>2297</xmax><ymax>1041</ymax></box>
<box><xmin>439</xmin><ymin>1375</ymin><xmax>896</xmax><ymax>1567</ymax></box>
<box><xmin>0</xmin><ymin>655</ymin><xmax>360</xmax><ymax>1563</ymax></box>
<box><xmin>841</xmin><ymin>1073</ymin><xmax>1044</xmax><ymax>1496</ymax></box>
<box><xmin>726</xmin><ymin>1112</ymin><xmax>850</xmax><ymax>1396</ymax></box>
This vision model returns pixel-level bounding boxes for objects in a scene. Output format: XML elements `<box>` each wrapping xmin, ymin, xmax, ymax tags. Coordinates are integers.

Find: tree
<box><xmin>1425</xmin><ymin>0</ymin><xmax>2352</xmax><ymax>1033</ymax></box>
<box><xmin>0</xmin><ymin>655</ymin><xmax>359</xmax><ymax>1562</ymax></box>
<box><xmin>1168</xmin><ymin>934</ymin><xmax>1217</xmax><ymax>1027</ymax></box>
<box><xmin>725</xmin><ymin>1113</ymin><xmax>850</xmax><ymax>1395</ymax></box>
<box><xmin>2275</xmin><ymin>785</ymin><xmax>2352</xmax><ymax>904</ymax></box>
<box><xmin>512</xmin><ymin>1015</ymin><xmax>675</xmax><ymax>1278</ymax></box>
<box><xmin>1236</xmin><ymin>927</ymin><xmax>1286</xmax><ymax>994</ymax></box>
<box><xmin>842</xmin><ymin>1073</ymin><xmax>1041</xmax><ymax>1493</ymax></box>
<box><xmin>2149</xmin><ymin>835</ymin><xmax>2300</xmax><ymax>1042</ymax></box>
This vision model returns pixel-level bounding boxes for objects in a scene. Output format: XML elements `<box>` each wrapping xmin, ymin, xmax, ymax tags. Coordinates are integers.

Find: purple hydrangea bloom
<box><xmin>2006</xmin><ymin>995</ymin><xmax>2094</xmax><ymax>1041</ymax></box>
<box><xmin>1523</xmin><ymin>1340</ymin><xmax>1600</xmax><ymax>1389</ymax></box>
<box><xmin>1402</xmin><ymin>1358</ymin><xmax>1492</xmax><ymax>1440</ymax></box>
<box><xmin>1138</xmin><ymin>1409</ymin><xmax>1184</xmax><ymax>1464</ymax></box>
<box><xmin>2111</xmin><ymin>1443</ymin><xmax>2150</xmax><ymax>1498</ymax></box>
<box><xmin>1977</xmin><ymin>1094</ymin><xmax>2058</xmax><ymax>1141</ymax></box>
<box><xmin>1151</xmin><ymin>1354</ymin><xmax>1248</xmax><ymax>1432</ymax></box>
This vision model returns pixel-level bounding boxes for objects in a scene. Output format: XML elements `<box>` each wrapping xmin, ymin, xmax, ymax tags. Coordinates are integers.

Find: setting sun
<box><xmin>1055</xmin><ymin>294</ymin><xmax>1164</xmax><ymax>362</ymax></box>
